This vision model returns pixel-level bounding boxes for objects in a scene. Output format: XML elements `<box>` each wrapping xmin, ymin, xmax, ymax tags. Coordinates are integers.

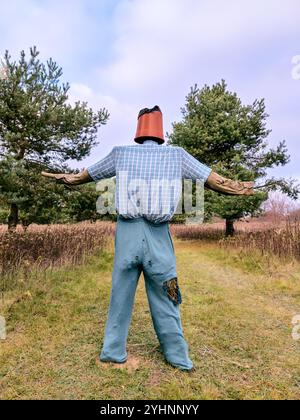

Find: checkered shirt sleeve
<box><xmin>87</xmin><ymin>148</ymin><xmax>116</xmax><ymax>181</ymax></box>
<box><xmin>181</xmin><ymin>148</ymin><xmax>212</xmax><ymax>182</ymax></box>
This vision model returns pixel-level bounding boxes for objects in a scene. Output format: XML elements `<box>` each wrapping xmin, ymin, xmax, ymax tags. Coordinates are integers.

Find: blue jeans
<box><xmin>100</xmin><ymin>217</ymin><xmax>193</xmax><ymax>371</ymax></box>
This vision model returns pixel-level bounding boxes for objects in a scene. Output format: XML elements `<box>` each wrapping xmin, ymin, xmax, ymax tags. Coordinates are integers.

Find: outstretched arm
<box><xmin>181</xmin><ymin>148</ymin><xmax>254</xmax><ymax>196</ymax></box>
<box><xmin>41</xmin><ymin>169</ymin><xmax>92</xmax><ymax>186</ymax></box>
<box><xmin>205</xmin><ymin>172</ymin><xmax>254</xmax><ymax>196</ymax></box>
<box><xmin>42</xmin><ymin>147</ymin><xmax>116</xmax><ymax>186</ymax></box>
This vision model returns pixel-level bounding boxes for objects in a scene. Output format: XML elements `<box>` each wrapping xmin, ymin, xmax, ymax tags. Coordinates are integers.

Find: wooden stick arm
<box><xmin>41</xmin><ymin>169</ymin><xmax>92</xmax><ymax>186</ymax></box>
<box><xmin>205</xmin><ymin>171</ymin><xmax>255</xmax><ymax>196</ymax></box>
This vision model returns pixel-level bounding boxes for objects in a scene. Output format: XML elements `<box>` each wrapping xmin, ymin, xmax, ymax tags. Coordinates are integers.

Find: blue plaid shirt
<box><xmin>87</xmin><ymin>140</ymin><xmax>212</xmax><ymax>223</ymax></box>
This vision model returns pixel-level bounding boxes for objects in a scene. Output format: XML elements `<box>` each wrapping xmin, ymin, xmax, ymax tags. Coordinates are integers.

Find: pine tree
<box><xmin>168</xmin><ymin>80</ymin><xmax>299</xmax><ymax>235</ymax></box>
<box><xmin>0</xmin><ymin>47</ymin><xmax>109</xmax><ymax>229</ymax></box>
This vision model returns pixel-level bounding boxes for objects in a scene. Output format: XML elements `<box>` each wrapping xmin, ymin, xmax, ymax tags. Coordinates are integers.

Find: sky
<box><xmin>0</xmin><ymin>0</ymin><xmax>299</xmax><ymax>182</ymax></box>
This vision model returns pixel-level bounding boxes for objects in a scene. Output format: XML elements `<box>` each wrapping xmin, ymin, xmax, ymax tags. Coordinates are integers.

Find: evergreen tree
<box><xmin>0</xmin><ymin>47</ymin><xmax>109</xmax><ymax>229</ymax></box>
<box><xmin>168</xmin><ymin>80</ymin><xmax>298</xmax><ymax>235</ymax></box>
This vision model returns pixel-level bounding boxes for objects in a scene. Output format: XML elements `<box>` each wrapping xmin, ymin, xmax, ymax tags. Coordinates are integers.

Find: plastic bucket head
<box><xmin>134</xmin><ymin>105</ymin><xmax>164</xmax><ymax>144</ymax></box>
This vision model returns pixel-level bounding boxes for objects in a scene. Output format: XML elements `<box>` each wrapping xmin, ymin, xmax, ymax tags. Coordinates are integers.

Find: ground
<box><xmin>1</xmin><ymin>240</ymin><xmax>300</xmax><ymax>400</ymax></box>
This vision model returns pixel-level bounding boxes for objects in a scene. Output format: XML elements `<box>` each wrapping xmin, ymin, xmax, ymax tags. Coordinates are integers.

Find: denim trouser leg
<box><xmin>100</xmin><ymin>217</ymin><xmax>193</xmax><ymax>370</ymax></box>
<box><xmin>144</xmin><ymin>272</ymin><xmax>193</xmax><ymax>371</ymax></box>
<box><xmin>100</xmin><ymin>264</ymin><xmax>141</xmax><ymax>363</ymax></box>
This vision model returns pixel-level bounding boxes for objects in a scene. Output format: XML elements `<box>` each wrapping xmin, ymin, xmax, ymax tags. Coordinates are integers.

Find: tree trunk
<box><xmin>7</xmin><ymin>148</ymin><xmax>25</xmax><ymax>231</ymax></box>
<box><xmin>8</xmin><ymin>203</ymin><xmax>19</xmax><ymax>231</ymax></box>
<box><xmin>225</xmin><ymin>219</ymin><xmax>235</xmax><ymax>237</ymax></box>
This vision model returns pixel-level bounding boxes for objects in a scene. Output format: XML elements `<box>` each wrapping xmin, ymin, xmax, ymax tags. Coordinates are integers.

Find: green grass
<box><xmin>1</xmin><ymin>240</ymin><xmax>300</xmax><ymax>400</ymax></box>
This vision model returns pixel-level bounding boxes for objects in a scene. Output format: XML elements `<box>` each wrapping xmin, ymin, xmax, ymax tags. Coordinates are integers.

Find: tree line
<box><xmin>0</xmin><ymin>48</ymin><xmax>298</xmax><ymax>234</ymax></box>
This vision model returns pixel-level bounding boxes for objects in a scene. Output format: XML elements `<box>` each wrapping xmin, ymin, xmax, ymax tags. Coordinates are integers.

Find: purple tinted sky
<box><xmin>1</xmin><ymin>0</ymin><xmax>299</xmax><ymax>181</ymax></box>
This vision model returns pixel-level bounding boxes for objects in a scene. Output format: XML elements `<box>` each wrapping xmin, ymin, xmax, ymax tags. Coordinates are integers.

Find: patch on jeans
<box><xmin>163</xmin><ymin>278</ymin><xmax>182</xmax><ymax>305</ymax></box>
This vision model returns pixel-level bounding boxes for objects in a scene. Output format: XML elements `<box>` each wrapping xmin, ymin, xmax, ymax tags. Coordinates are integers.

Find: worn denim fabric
<box><xmin>100</xmin><ymin>217</ymin><xmax>193</xmax><ymax>371</ymax></box>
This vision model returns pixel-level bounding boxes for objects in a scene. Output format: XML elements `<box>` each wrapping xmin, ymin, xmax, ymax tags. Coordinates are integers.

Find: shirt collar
<box><xmin>142</xmin><ymin>139</ymin><xmax>159</xmax><ymax>146</ymax></box>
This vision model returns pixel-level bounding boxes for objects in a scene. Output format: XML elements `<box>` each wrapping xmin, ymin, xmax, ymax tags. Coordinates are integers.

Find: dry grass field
<box><xmin>1</xmin><ymin>222</ymin><xmax>300</xmax><ymax>400</ymax></box>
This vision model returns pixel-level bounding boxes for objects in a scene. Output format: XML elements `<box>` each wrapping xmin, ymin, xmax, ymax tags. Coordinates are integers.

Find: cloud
<box><xmin>68</xmin><ymin>83</ymin><xmax>137</xmax><ymax>167</ymax></box>
<box><xmin>0</xmin><ymin>0</ymin><xmax>114</xmax><ymax>78</ymax></box>
<box><xmin>92</xmin><ymin>0</ymin><xmax>300</xmax><ymax>179</ymax></box>
<box><xmin>97</xmin><ymin>0</ymin><xmax>300</xmax><ymax>96</ymax></box>
<box><xmin>1</xmin><ymin>0</ymin><xmax>299</xmax><ymax>180</ymax></box>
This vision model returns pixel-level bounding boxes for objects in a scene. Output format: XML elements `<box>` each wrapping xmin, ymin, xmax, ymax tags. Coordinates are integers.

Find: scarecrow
<box><xmin>42</xmin><ymin>106</ymin><xmax>254</xmax><ymax>371</ymax></box>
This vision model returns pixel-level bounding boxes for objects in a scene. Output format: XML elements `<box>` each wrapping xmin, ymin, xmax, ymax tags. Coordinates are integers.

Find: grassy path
<box><xmin>1</xmin><ymin>240</ymin><xmax>300</xmax><ymax>400</ymax></box>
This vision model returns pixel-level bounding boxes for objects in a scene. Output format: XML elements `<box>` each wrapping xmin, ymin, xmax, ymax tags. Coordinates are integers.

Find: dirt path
<box><xmin>1</xmin><ymin>241</ymin><xmax>300</xmax><ymax>400</ymax></box>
